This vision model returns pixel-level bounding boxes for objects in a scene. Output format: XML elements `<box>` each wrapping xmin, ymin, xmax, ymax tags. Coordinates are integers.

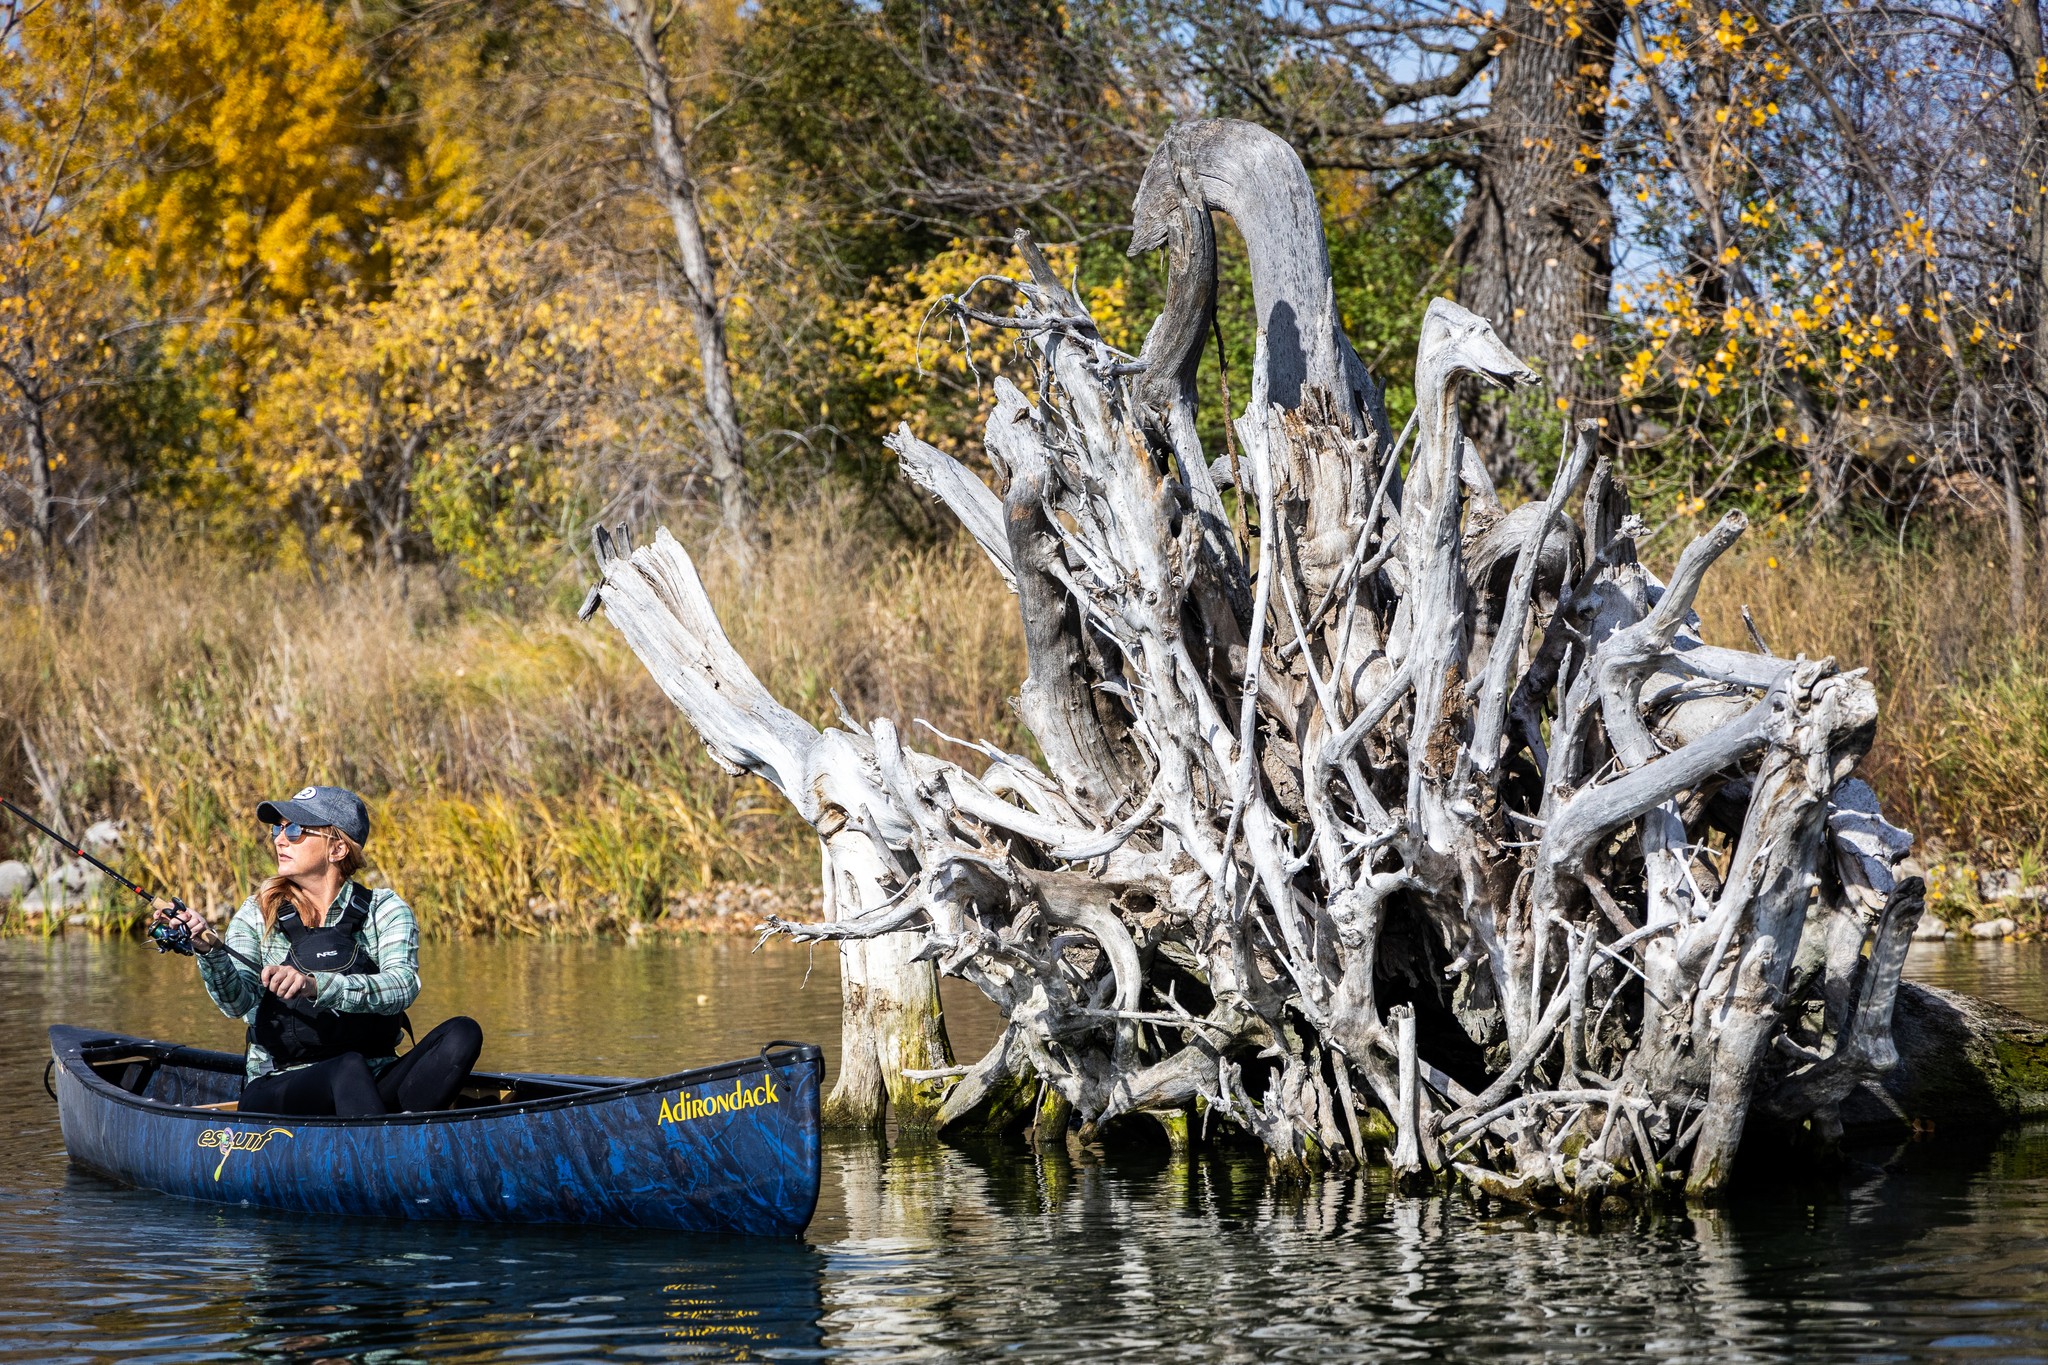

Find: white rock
<box><xmin>1969</xmin><ymin>916</ymin><xmax>2018</xmax><ymax>940</ymax></box>
<box><xmin>0</xmin><ymin>860</ymin><xmax>32</xmax><ymax>901</ymax></box>
<box><xmin>19</xmin><ymin>858</ymin><xmax>100</xmax><ymax>914</ymax></box>
<box><xmin>1911</xmin><ymin>917</ymin><xmax>1952</xmax><ymax>941</ymax></box>
<box><xmin>81</xmin><ymin>819</ymin><xmax>122</xmax><ymax>853</ymax></box>
<box><xmin>1981</xmin><ymin>868</ymin><xmax>2024</xmax><ymax>901</ymax></box>
<box><xmin>1976</xmin><ymin>871</ymin><xmax>2047</xmax><ymax>903</ymax></box>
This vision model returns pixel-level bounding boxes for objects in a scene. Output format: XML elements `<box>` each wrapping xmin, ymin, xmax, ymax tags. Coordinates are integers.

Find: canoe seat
<box><xmin>193</xmin><ymin>1101</ymin><xmax>239</xmax><ymax>1112</ymax></box>
<box><xmin>89</xmin><ymin>1056</ymin><xmax>161</xmax><ymax>1095</ymax></box>
<box><xmin>453</xmin><ymin>1085</ymin><xmax>520</xmax><ymax>1108</ymax></box>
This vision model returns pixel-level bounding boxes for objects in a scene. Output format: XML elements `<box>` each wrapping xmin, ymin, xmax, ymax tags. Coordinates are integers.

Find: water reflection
<box><xmin>5</xmin><ymin>1168</ymin><xmax>824</xmax><ymax>1363</ymax></box>
<box><xmin>809</xmin><ymin>1133</ymin><xmax>2048</xmax><ymax>1362</ymax></box>
<box><xmin>3</xmin><ymin>935</ymin><xmax>2047</xmax><ymax>1362</ymax></box>
<box><xmin>1908</xmin><ymin>939</ymin><xmax>2048</xmax><ymax>1020</ymax></box>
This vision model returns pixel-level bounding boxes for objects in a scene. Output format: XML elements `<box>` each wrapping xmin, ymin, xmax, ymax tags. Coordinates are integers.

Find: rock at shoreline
<box><xmin>1979</xmin><ymin>868</ymin><xmax>2048</xmax><ymax>904</ymax></box>
<box><xmin>19</xmin><ymin>859</ymin><xmax>101</xmax><ymax>914</ymax></box>
<box><xmin>3</xmin><ymin>820</ymin><xmax>123</xmax><ymax>914</ymax></box>
<box><xmin>1912</xmin><ymin>917</ymin><xmax>1952</xmax><ymax>941</ymax></box>
<box><xmin>0</xmin><ymin>860</ymin><xmax>31</xmax><ymax>903</ymax></box>
<box><xmin>1970</xmin><ymin>916</ymin><xmax>2019</xmax><ymax>940</ymax></box>
<box><xmin>665</xmin><ymin>882</ymin><xmax>825</xmax><ymax>926</ymax></box>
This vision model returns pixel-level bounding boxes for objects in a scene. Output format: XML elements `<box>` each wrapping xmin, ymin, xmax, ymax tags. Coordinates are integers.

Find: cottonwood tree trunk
<box><xmin>1456</xmin><ymin>0</ymin><xmax>1623</xmax><ymax>486</ymax></box>
<box><xmin>591</xmin><ymin>120</ymin><xmax>1927</xmax><ymax>1205</ymax></box>
<box><xmin>4</xmin><ymin>330</ymin><xmax>57</xmax><ymax>605</ymax></box>
<box><xmin>2005</xmin><ymin>0</ymin><xmax>2048</xmax><ymax>599</ymax></box>
<box><xmin>605</xmin><ymin>0</ymin><xmax>760</xmax><ymax>566</ymax></box>
<box><xmin>24</xmin><ymin>390</ymin><xmax>53</xmax><ymax>605</ymax></box>
<box><xmin>2003</xmin><ymin>450</ymin><xmax>2029</xmax><ymax>630</ymax></box>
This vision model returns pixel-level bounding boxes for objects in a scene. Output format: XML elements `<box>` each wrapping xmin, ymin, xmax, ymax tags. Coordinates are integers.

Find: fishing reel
<box><xmin>149</xmin><ymin>902</ymin><xmax>197</xmax><ymax>956</ymax></box>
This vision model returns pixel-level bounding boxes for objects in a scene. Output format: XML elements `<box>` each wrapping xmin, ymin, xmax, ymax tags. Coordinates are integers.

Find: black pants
<box><xmin>240</xmin><ymin>1017</ymin><xmax>484</xmax><ymax>1118</ymax></box>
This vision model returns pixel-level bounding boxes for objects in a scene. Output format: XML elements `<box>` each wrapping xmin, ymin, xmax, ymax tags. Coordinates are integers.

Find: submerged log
<box><xmin>590</xmin><ymin>117</ymin><xmax>1989</xmax><ymax>1199</ymax></box>
<box><xmin>1847</xmin><ymin>982</ymin><xmax>2048</xmax><ymax>1133</ymax></box>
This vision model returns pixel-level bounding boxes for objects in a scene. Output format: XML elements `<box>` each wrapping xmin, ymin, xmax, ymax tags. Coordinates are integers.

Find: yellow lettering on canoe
<box><xmin>195</xmin><ymin>1125</ymin><xmax>294</xmax><ymax>1180</ymax></box>
<box><xmin>655</xmin><ymin>1072</ymin><xmax>780</xmax><ymax>1126</ymax></box>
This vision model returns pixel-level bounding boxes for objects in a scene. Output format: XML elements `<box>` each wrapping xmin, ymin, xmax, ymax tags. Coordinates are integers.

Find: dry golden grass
<box><xmin>0</xmin><ymin>501</ymin><xmax>1022</xmax><ymax>936</ymax></box>
<box><xmin>1692</xmin><ymin>519</ymin><xmax>2047</xmax><ymax>862</ymax></box>
<box><xmin>6</xmin><ymin>498</ymin><xmax>2042</xmax><ymax>938</ymax></box>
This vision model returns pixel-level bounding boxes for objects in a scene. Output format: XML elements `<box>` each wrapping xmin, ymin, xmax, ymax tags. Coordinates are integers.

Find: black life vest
<box><xmin>249</xmin><ymin>883</ymin><xmax>409</xmax><ymax>1068</ymax></box>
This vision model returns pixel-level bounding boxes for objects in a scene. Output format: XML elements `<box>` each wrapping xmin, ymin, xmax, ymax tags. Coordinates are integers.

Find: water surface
<box><xmin>2</xmin><ymin>933</ymin><xmax>2045</xmax><ymax>1362</ymax></box>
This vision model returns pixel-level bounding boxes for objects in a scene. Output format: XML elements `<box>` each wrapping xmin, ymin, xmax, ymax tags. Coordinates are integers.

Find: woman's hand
<box><xmin>150</xmin><ymin>899</ymin><xmax>221</xmax><ymax>954</ymax></box>
<box><xmin>260</xmin><ymin>963</ymin><xmax>317</xmax><ymax>1002</ymax></box>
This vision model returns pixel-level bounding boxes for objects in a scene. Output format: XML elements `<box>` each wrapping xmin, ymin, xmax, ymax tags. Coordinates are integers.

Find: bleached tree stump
<box><xmin>590</xmin><ymin>118</ymin><xmax>1928</xmax><ymax>1200</ymax></box>
<box><xmin>587</xmin><ymin>529</ymin><xmax>952</xmax><ymax>1130</ymax></box>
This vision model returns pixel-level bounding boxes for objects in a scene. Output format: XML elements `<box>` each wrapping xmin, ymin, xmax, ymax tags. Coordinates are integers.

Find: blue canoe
<box><xmin>48</xmin><ymin>1025</ymin><xmax>823</xmax><ymax>1236</ymax></box>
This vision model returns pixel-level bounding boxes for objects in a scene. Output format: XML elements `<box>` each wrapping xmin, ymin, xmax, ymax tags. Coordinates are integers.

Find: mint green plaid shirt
<box><xmin>195</xmin><ymin>883</ymin><xmax>420</xmax><ymax>1081</ymax></box>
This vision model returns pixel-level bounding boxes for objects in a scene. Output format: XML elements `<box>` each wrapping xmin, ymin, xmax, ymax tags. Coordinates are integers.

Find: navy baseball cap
<box><xmin>256</xmin><ymin>785</ymin><xmax>370</xmax><ymax>848</ymax></box>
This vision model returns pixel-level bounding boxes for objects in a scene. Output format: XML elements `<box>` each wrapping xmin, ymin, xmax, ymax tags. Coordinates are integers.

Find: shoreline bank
<box><xmin>0</xmin><ymin>878</ymin><xmax>814</xmax><ymax>941</ymax></box>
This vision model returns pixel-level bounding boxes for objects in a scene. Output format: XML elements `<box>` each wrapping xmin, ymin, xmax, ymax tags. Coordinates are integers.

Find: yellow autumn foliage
<box><xmin>82</xmin><ymin>0</ymin><xmax>397</xmax><ymax>325</ymax></box>
<box><xmin>0</xmin><ymin>0</ymin><xmax>443</xmax><ymax>573</ymax></box>
<box><xmin>836</xmin><ymin>240</ymin><xmax>1136</xmax><ymax>453</ymax></box>
<box><xmin>0</xmin><ymin>3</ymin><xmax>150</xmax><ymax>562</ymax></box>
<box><xmin>1606</xmin><ymin>0</ymin><xmax>2019</xmax><ymax>517</ymax></box>
<box><xmin>248</xmin><ymin>224</ymin><xmax>703</xmax><ymax>584</ymax></box>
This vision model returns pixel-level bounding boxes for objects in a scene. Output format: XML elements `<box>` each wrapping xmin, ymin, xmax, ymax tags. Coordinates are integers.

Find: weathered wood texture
<box><xmin>592</xmin><ymin>119</ymin><xmax>1930</xmax><ymax>1201</ymax></box>
<box><xmin>588</xmin><ymin>523</ymin><xmax>951</xmax><ymax>1130</ymax></box>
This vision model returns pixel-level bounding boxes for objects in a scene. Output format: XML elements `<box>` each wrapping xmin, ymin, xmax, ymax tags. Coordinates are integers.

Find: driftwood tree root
<box><xmin>592</xmin><ymin>118</ymin><xmax>1923</xmax><ymax>1199</ymax></box>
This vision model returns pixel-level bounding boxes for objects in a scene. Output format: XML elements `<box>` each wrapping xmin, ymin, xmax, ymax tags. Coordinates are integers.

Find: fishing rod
<box><xmin>1</xmin><ymin>796</ymin><xmax>261</xmax><ymax>970</ymax></box>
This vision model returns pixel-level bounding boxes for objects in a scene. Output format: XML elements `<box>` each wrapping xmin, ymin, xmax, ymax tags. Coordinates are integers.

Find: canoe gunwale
<box><xmin>48</xmin><ymin>1025</ymin><xmax>823</xmax><ymax>1130</ymax></box>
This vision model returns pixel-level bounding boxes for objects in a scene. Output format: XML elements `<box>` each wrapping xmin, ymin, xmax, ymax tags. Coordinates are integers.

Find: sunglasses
<box><xmin>270</xmin><ymin>822</ymin><xmax>333</xmax><ymax>844</ymax></box>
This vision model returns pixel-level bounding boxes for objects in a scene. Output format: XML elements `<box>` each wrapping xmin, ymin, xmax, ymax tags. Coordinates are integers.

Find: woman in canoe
<box><xmin>150</xmin><ymin>785</ymin><xmax>483</xmax><ymax>1117</ymax></box>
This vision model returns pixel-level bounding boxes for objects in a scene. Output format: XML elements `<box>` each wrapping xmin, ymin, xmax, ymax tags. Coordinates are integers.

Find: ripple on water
<box><xmin>3</xmin><ymin>936</ymin><xmax>2047</xmax><ymax>1361</ymax></box>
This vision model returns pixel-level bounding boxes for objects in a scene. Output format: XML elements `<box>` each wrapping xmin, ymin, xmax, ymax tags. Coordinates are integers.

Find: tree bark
<box><xmin>1455</xmin><ymin>0</ymin><xmax>1623</xmax><ymax>484</ymax></box>
<box><xmin>609</xmin><ymin>0</ymin><xmax>759</xmax><ymax>564</ymax></box>
<box><xmin>23</xmin><ymin>374</ymin><xmax>53</xmax><ymax>606</ymax></box>
<box><xmin>2003</xmin><ymin>450</ymin><xmax>2029</xmax><ymax>631</ymax></box>
<box><xmin>2006</xmin><ymin>0</ymin><xmax>2048</xmax><ymax>588</ymax></box>
<box><xmin>4</xmin><ymin>327</ymin><xmax>58</xmax><ymax>605</ymax></box>
<box><xmin>2011</xmin><ymin>0</ymin><xmax>2048</xmax><ymax>384</ymax></box>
